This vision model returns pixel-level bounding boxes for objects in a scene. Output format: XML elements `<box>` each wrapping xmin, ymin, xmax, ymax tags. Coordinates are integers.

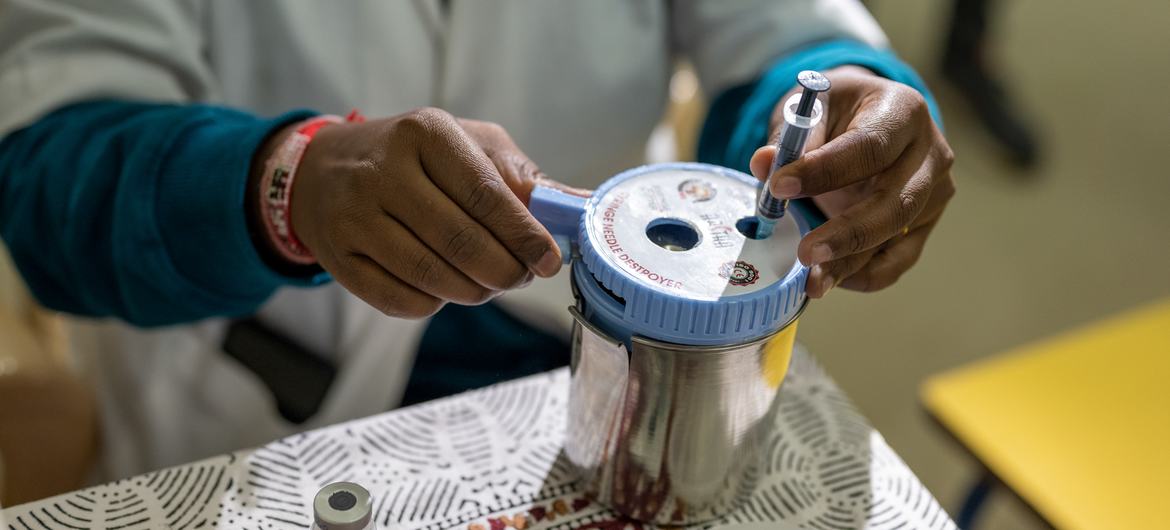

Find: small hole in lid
<box><xmin>735</xmin><ymin>216</ymin><xmax>766</xmax><ymax>240</ymax></box>
<box><xmin>328</xmin><ymin>491</ymin><xmax>357</xmax><ymax>511</ymax></box>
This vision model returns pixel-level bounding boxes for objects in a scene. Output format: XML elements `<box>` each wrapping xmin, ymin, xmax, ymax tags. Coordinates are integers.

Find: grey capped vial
<box><xmin>312</xmin><ymin>482</ymin><xmax>373</xmax><ymax>530</ymax></box>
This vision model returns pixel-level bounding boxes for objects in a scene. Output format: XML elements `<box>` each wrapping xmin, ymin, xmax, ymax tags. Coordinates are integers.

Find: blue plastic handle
<box><xmin>529</xmin><ymin>185</ymin><xmax>588</xmax><ymax>264</ymax></box>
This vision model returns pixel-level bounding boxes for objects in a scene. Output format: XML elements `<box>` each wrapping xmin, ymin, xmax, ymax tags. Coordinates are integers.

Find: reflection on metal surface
<box><xmin>564</xmin><ymin>305</ymin><xmax>804</xmax><ymax>524</ymax></box>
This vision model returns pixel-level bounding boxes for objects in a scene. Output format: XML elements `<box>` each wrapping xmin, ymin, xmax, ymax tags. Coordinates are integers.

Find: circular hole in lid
<box><xmin>645</xmin><ymin>218</ymin><xmax>701</xmax><ymax>251</ymax></box>
<box><xmin>735</xmin><ymin>216</ymin><xmax>766</xmax><ymax>240</ymax></box>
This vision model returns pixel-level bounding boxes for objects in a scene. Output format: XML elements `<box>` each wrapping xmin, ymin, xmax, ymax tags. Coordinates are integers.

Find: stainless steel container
<box><xmin>565</xmin><ymin>303</ymin><xmax>803</xmax><ymax>524</ymax></box>
<box><xmin>530</xmin><ymin>163</ymin><xmax>812</xmax><ymax>524</ymax></box>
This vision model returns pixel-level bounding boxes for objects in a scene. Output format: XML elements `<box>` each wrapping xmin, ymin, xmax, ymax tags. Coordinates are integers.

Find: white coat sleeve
<box><xmin>0</xmin><ymin>0</ymin><xmax>216</xmax><ymax>134</ymax></box>
<box><xmin>670</xmin><ymin>0</ymin><xmax>890</xmax><ymax>96</ymax></box>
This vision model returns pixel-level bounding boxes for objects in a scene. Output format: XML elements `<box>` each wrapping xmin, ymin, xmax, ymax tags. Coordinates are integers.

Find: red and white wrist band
<box><xmin>260</xmin><ymin>110</ymin><xmax>365</xmax><ymax>265</ymax></box>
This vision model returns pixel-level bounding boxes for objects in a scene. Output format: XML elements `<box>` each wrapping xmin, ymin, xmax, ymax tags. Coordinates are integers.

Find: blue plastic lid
<box><xmin>530</xmin><ymin>162</ymin><xmax>810</xmax><ymax>346</ymax></box>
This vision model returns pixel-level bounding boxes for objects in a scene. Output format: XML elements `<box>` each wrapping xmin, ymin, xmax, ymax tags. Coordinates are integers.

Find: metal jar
<box><xmin>564</xmin><ymin>289</ymin><xmax>804</xmax><ymax>524</ymax></box>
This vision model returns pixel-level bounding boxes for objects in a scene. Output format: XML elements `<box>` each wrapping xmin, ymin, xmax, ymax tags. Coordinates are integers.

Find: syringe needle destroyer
<box><xmin>754</xmin><ymin>70</ymin><xmax>830</xmax><ymax>239</ymax></box>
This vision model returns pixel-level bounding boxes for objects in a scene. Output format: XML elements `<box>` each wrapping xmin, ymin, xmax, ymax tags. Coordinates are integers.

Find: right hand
<box><xmin>274</xmin><ymin>108</ymin><xmax>569</xmax><ymax>319</ymax></box>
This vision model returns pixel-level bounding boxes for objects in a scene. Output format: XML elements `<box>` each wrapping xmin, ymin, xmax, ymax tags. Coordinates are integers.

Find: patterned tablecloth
<box><xmin>2</xmin><ymin>347</ymin><xmax>956</xmax><ymax>530</ymax></box>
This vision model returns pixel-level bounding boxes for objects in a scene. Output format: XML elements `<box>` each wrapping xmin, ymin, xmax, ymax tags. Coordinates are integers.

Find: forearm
<box><xmin>0</xmin><ymin>100</ymin><xmax>324</xmax><ymax>326</ymax></box>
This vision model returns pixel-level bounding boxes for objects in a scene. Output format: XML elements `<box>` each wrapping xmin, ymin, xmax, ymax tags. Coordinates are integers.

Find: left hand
<box><xmin>750</xmin><ymin>66</ymin><xmax>956</xmax><ymax>298</ymax></box>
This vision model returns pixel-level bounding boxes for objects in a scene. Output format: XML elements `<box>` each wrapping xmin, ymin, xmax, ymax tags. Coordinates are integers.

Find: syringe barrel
<box><xmin>772</xmin><ymin>122</ymin><xmax>813</xmax><ymax>172</ymax></box>
<box><xmin>756</xmin><ymin>94</ymin><xmax>824</xmax><ymax>222</ymax></box>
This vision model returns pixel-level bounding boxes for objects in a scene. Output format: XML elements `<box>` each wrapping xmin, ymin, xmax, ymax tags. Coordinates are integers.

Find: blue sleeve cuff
<box><xmin>698</xmin><ymin>39</ymin><xmax>942</xmax><ymax>175</ymax></box>
<box><xmin>148</xmin><ymin>107</ymin><xmax>330</xmax><ymax>321</ymax></box>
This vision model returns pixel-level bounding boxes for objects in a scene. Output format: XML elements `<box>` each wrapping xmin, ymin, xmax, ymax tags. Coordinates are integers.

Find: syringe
<box><xmin>754</xmin><ymin>70</ymin><xmax>830</xmax><ymax>239</ymax></box>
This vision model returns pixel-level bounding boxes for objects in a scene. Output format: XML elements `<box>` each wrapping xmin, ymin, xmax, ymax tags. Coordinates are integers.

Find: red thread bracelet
<box><xmin>259</xmin><ymin>110</ymin><xmax>365</xmax><ymax>265</ymax></box>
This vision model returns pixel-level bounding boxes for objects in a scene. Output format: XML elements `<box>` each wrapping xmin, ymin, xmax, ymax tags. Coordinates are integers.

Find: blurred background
<box><xmin>2</xmin><ymin>0</ymin><xmax>1169</xmax><ymax>526</ymax></box>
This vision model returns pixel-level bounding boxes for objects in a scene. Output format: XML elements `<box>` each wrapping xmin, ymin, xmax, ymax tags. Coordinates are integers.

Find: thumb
<box><xmin>491</xmin><ymin>151</ymin><xmax>589</xmax><ymax>206</ymax></box>
<box><xmin>456</xmin><ymin>118</ymin><xmax>589</xmax><ymax>205</ymax></box>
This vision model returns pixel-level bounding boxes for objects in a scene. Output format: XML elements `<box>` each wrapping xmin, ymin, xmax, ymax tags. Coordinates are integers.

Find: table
<box><xmin>3</xmin><ymin>346</ymin><xmax>955</xmax><ymax>530</ymax></box>
<box><xmin>922</xmin><ymin>300</ymin><xmax>1170</xmax><ymax>530</ymax></box>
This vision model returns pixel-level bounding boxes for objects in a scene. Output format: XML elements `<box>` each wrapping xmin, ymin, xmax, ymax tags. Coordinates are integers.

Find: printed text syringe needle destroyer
<box><xmin>754</xmin><ymin>70</ymin><xmax>830</xmax><ymax>239</ymax></box>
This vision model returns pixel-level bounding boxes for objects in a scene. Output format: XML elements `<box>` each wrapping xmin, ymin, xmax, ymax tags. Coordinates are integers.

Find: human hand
<box><xmin>750</xmin><ymin>66</ymin><xmax>956</xmax><ymax>298</ymax></box>
<box><xmin>260</xmin><ymin>108</ymin><xmax>572</xmax><ymax>318</ymax></box>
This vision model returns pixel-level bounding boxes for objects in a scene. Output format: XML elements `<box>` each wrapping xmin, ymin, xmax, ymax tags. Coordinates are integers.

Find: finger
<box><xmin>412</xmin><ymin>110</ymin><xmax>562</xmax><ymax>277</ymax></box>
<box><xmin>797</xmin><ymin>141</ymin><xmax>933</xmax><ymax>265</ymax></box>
<box><xmin>839</xmin><ymin>221</ymin><xmax>936</xmax><ymax>293</ymax></box>
<box><xmin>532</xmin><ymin>176</ymin><xmax>592</xmax><ymax>200</ymax></box>
<box><xmin>907</xmin><ymin>168</ymin><xmax>956</xmax><ymax>232</ymax></box>
<box><xmin>750</xmin><ymin>146</ymin><xmax>776</xmax><ymax>183</ymax></box>
<box><xmin>331</xmin><ymin>253</ymin><xmax>444</xmax><ymax>319</ymax></box>
<box><xmin>481</xmin><ymin>142</ymin><xmax>591</xmax><ymax>204</ymax></box>
<box><xmin>769</xmin><ymin>97</ymin><xmax>919</xmax><ymax>198</ymax></box>
<box><xmin>458</xmin><ymin>119</ymin><xmax>592</xmax><ymax>204</ymax></box>
<box><xmin>364</xmin><ymin>213</ymin><xmax>500</xmax><ymax>305</ymax></box>
<box><xmin>484</xmin><ymin>151</ymin><xmax>591</xmax><ymax>206</ymax></box>
<box><xmin>805</xmin><ymin>249</ymin><xmax>877</xmax><ymax>298</ymax></box>
<box><xmin>387</xmin><ymin>178</ymin><xmax>534</xmax><ymax>291</ymax></box>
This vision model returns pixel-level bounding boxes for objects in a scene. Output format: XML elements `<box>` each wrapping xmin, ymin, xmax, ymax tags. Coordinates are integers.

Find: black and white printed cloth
<box><xmin>1</xmin><ymin>347</ymin><xmax>956</xmax><ymax>530</ymax></box>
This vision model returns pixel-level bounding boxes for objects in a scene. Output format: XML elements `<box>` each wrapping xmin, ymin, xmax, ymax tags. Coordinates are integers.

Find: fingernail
<box><xmin>811</xmin><ymin>264</ymin><xmax>835</xmax><ymax>298</ymax></box>
<box><xmin>534</xmin><ymin>248</ymin><xmax>562</xmax><ymax>277</ymax></box>
<box><xmin>821</xmin><ymin>273</ymin><xmax>837</xmax><ymax>296</ymax></box>
<box><xmin>773</xmin><ymin>176</ymin><xmax>801</xmax><ymax>198</ymax></box>
<box><xmin>810</xmin><ymin>243</ymin><xmax>833</xmax><ymax>264</ymax></box>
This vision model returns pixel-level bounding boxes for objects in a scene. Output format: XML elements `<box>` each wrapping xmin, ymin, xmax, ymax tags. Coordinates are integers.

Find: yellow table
<box><xmin>922</xmin><ymin>300</ymin><xmax>1170</xmax><ymax>530</ymax></box>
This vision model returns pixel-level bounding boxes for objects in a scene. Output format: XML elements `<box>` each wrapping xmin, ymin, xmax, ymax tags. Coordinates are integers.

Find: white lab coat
<box><xmin>0</xmin><ymin>0</ymin><xmax>886</xmax><ymax>481</ymax></box>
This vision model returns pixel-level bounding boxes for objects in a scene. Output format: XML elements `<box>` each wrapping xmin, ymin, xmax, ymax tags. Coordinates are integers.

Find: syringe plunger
<box><xmin>754</xmin><ymin>70</ymin><xmax>830</xmax><ymax>239</ymax></box>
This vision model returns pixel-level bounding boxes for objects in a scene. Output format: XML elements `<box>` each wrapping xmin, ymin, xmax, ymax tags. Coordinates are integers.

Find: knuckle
<box><xmin>508</xmin><ymin>151</ymin><xmax>545</xmax><ymax>181</ymax></box>
<box><xmin>443</xmin><ymin>224</ymin><xmax>485</xmax><ymax>265</ymax></box>
<box><xmin>482</xmin><ymin>120</ymin><xmax>508</xmax><ymax>138</ymax></box>
<box><xmin>856</xmin><ymin>127</ymin><xmax>892</xmax><ymax>172</ymax></box>
<box><xmin>412</xmin><ymin>106</ymin><xmax>452</xmax><ymax>125</ymax></box>
<box><xmin>837</xmin><ymin>213</ymin><xmax>874</xmax><ymax>255</ymax></box>
<box><xmin>409</xmin><ymin>252</ymin><xmax>444</xmax><ymax>289</ymax></box>
<box><xmin>395</xmin><ymin>107</ymin><xmax>451</xmax><ymax>138</ymax></box>
<box><xmin>462</xmin><ymin>173</ymin><xmax>506</xmax><ymax>218</ymax></box>
<box><xmin>512</xmin><ymin>227</ymin><xmax>552</xmax><ymax>263</ymax></box>
<box><xmin>847</xmin><ymin>227</ymin><xmax>868</xmax><ymax>255</ymax></box>
<box><xmin>896</xmin><ymin>84</ymin><xmax>929</xmax><ymax>117</ymax></box>
<box><xmin>905</xmin><ymin>85</ymin><xmax>928</xmax><ymax>109</ymax></box>
<box><xmin>895</xmin><ymin>190</ymin><xmax>923</xmax><ymax>228</ymax></box>
<box><xmin>939</xmin><ymin>144</ymin><xmax>956</xmax><ymax>171</ymax></box>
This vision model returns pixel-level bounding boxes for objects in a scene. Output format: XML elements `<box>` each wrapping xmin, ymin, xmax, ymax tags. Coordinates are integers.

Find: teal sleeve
<box><xmin>0</xmin><ymin>101</ymin><xmax>329</xmax><ymax>326</ymax></box>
